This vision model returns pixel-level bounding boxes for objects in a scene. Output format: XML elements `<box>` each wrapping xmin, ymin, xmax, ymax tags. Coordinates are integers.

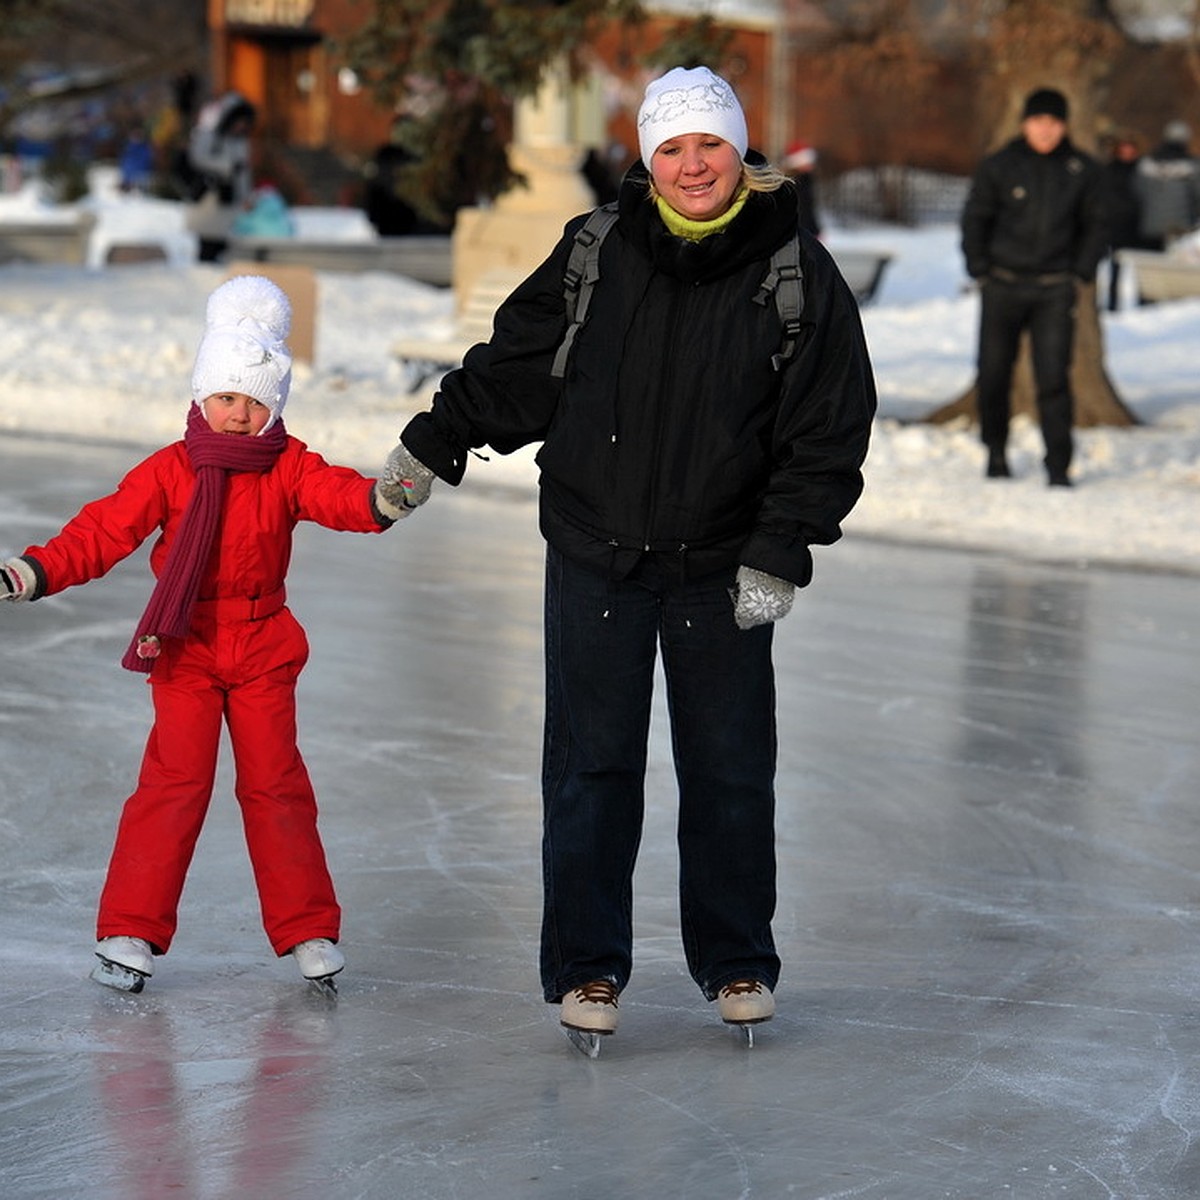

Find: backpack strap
<box><xmin>551</xmin><ymin>202</ymin><xmax>620</xmax><ymax>379</ymax></box>
<box><xmin>753</xmin><ymin>232</ymin><xmax>805</xmax><ymax>371</ymax></box>
<box><xmin>553</xmin><ymin>209</ymin><xmax>805</xmax><ymax>378</ymax></box>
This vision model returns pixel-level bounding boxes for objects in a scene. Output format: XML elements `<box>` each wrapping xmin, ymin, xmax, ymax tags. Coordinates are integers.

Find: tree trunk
<box><xmin>927</xmin><ymin>1</ymin><xmax>1140</xmax><ymax>428</ymax></box>
<box><xmin>925</xmin><ymin>282</ymin><xmax>1141</xmax><ymax>427</ymax></box>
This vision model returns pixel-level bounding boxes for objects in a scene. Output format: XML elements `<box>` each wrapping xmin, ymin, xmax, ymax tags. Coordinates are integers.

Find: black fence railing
<box><xmin>822</xmin><ymin>167</ymin><xmax>971</xmax><ymax>227</ymax></box>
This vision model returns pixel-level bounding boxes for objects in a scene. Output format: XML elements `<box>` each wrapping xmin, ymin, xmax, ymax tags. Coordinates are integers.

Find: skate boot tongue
<box><xmin>717</xmin><ymin>979</ymin><xmax>775</xmax><ymax>1025</ymax></box>
<box><xmin>561</xmin><ymin>979</ymin><xmax>619</xmax><ymax>1032</ymax></box>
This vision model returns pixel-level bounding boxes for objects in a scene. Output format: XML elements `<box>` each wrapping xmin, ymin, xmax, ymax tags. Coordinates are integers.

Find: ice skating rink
<box><xmin>1</xmin><ymin>433</ymin><xmax>1198</xmax><ymax>1199</ymax></box>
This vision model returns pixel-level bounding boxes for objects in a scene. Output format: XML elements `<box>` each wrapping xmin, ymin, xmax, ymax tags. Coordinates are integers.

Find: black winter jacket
<box><xmin>402</xmin><ymin>165</ymin><xmax>877</xmax><ymax>586</ymax></box>
<box><xmin>961</xmin><ymin>136</ymin><xmax>1108</xmax><ymax>282</ymax></box>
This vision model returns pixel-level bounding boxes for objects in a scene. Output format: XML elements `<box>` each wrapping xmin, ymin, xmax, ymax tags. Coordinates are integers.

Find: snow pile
<box><xmin>0</xmin><ymin>196</ymin><xmax>1196</xmax><ymax>575</ymax></box>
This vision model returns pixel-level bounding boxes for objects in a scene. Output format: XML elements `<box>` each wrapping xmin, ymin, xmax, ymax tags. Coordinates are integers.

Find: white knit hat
<box><xmin>191</xmin><ymin>275</ymin><xmax>293</xmax><ymax>432</ymax></box>
<box><xmin>636</xmin><ymin>66</ymin><xmax>748</xmax><ymax>167</ymax></box>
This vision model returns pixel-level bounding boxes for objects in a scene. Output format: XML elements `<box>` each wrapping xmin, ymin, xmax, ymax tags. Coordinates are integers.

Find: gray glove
<box><xmin>1</xmin><ymin>556</ymin><xmax>37</xmax><ymax>602</ymax></box>
<box><xmin>732</xmin><ymin>565</ymin><xmax>795</xmax><ymax>630</ymax></box>
<box><xmin>374</xmin><ymin>441</ymin><xmax>435</xmax><ymax>521</ymax></box>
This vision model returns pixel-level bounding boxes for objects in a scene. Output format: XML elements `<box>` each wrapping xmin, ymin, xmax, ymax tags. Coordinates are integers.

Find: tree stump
<box><xmin>925</xmin><ymin>282</ymin><xmax>1141</xmax><ymax>427</ymax></box>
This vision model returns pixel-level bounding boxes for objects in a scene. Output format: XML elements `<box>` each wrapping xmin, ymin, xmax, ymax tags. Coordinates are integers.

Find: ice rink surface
<box><xmin>1</xmin><ymin>433</ymin><xmax>1198</xmax><ymax>1199</ymax></box>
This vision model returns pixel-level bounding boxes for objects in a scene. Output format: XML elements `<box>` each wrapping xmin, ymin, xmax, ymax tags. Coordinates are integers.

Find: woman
<box><xmin>394</xmin><ymin>66</ymin><xmax>876</xmax><ymax>1051</ymax></box>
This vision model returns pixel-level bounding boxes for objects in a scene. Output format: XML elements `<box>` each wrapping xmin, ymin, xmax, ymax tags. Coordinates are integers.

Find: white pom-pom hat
<box><xmin>636</xmin><ymin>66</ymin><xmax>748</xmax><ymax>167</ymax></box>
<box><xmin>191</xmin><ymin>275</ymin><xmax>294</xmax><ymax>432</ymax></box>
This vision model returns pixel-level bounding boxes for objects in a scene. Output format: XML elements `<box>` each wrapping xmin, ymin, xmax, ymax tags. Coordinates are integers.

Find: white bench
<box><xmin>394</xmin><ymin>270</ymin><xmax>524</xmax><ymax>392</ymax></box>
<box><xmin>226</xmin><ymin>234</ymin><xmax>452</xmax><ymax>285</ymax></box>
<box><xmin>0</xmin><ymin>214</ymin><xmax>96</xmax><ymax>266</ymax></box>
<box><xmin>831</xmin><ymin>248</ymin><xmax>892</xmax><ymax>304</ymax></box>
<box><xmin>1116</xmin><ymin>248</ymin><xmax>1200</xmax><ymax>303</ymax></box>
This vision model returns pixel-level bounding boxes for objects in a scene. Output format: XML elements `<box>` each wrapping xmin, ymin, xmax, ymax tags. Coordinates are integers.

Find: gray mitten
<box><xmin>1</xmin><ymin>556</ymin><xmax>38</xmax><ymax>602</ymax></box>
<box><xmin>732</xmin><ymin>565</ymin><xmax>795</xmax><ymax>630</ymax></box>
<box><xmin>374</xmin><ymin>441</ymin><xmax>435</xmax><ymax>521</ymax></box>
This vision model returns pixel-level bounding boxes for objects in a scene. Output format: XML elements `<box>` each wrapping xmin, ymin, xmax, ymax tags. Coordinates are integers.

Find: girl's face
<box><xmin>203</xmin><ymin>391</ymin><xmax>272</xmax><ymax>435</ymax></box>
<box><xmin>650</xmin><ymin>133</ymin><xmax>743</xmax><ymax>222</ymax></box>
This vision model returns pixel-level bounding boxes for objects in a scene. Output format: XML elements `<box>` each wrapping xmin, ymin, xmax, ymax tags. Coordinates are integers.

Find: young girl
<box><xmin>0</xmin><ymin>275</ymin><xmax>433</xmax><ymax>994</ymax></box>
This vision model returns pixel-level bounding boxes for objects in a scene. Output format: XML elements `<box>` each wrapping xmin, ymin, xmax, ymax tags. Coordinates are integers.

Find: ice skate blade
<box><xmin>306</xmin><ymin>974</ymin><xmax>339</xmax><ymax>999</ymax></box>
<box><xmin>724</xmin><ymin>1019</ymin><xmax>770</xmax><ymax>1048</ymax></box>
<box><xmin>563</xmin><ymin>1026</ymin><xmax>610</xmax><ymax>1058</ymax></box>
<box><xmin>90</xmin><ymin>957</ymin><xmax>147</xmax><ymax>994</ymax></box>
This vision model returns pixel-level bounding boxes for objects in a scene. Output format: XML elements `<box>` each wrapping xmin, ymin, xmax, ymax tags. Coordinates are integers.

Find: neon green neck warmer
<box><xmin>654</xmin><ymin>187</ymin><xmax>749</xmax><ymax>241</ymax></box>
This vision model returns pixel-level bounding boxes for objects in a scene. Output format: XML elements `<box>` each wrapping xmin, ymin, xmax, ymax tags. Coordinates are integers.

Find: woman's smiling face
<box><xmin>649</xmin><ymin>133</ymin><xmax>743</xmax><ymax>222</ymax></box>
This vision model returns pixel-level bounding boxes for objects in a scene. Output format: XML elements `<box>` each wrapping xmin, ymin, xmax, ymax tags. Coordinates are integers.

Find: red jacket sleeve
<box><xmin>281</xmin><ymin>442</ymin><xmax>387</xmax><ymax>533</ymax></box>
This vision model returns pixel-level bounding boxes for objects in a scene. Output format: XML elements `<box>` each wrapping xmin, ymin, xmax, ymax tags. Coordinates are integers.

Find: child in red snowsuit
<box><xmin>0</xmin><ymin>275</ymin><xmax>434</xmax><ymax>993</ymax></box>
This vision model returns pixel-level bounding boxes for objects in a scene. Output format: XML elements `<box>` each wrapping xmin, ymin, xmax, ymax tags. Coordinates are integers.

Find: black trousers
<box><xmin>976</xmin><ymin>277</ymin><xmax>1076</xmax><ymax>476</ymax></box>
<box><xmin>540</xmin><ymin>547</ymin><xmax>780</xmax><ymax>1003</ymax></box>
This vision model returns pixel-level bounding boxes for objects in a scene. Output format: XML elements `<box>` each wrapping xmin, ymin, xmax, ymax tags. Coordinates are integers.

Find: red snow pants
<box><xmin>96</xmin><ymin>601</ymin><xmax>340</xmax><ymax>957</ymax></box>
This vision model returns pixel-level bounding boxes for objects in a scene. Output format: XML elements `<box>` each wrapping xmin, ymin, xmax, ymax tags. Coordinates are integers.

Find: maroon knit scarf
<box><xmin>122</xmin><ymin>403</ymin><xmax>287</xmax><ymax>672</ymax></box>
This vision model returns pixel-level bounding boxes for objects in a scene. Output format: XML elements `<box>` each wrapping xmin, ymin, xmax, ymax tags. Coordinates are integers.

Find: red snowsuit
<box><xmin>22</xmin><ymin>437</ymin><xmax>390</xmax><ymax>957</ymax></box>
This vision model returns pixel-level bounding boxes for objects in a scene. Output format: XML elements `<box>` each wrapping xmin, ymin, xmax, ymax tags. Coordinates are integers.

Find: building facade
<box><xmin>205</xmin><ymin>0</ymin><xmax>781</xmax><ymax>200</ymax></box>
<box><xmin>207</xmin><ymin>0</ymin><xmax>392</xmax><ymax>163</ymax></box>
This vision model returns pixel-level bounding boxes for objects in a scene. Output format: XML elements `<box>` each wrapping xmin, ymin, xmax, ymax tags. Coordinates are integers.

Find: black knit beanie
<box><xmin>1022</xmin><ymin>88</ymin><xmax>1068</xmax><ymax>122</ymax></box>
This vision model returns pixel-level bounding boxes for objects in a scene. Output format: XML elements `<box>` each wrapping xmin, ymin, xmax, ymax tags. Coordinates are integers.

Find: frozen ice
<box><xmin>2</xmin><ymin>436</ymin><xmax>1199</xmax><ymax>1198</ymax></box>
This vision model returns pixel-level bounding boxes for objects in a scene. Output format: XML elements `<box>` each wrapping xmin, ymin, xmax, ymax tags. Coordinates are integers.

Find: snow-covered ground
<box><xmin>2</xmin><ymin>169</ymin><xmax>1197</xmax><ymax>574</ymax></box>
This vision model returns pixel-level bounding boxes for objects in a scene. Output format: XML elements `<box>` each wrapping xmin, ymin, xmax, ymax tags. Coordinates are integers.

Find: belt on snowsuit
<box><xmin>192</xmin><ymin>586</ymin><xmax>286</xmax><ymax>622</ymax></box>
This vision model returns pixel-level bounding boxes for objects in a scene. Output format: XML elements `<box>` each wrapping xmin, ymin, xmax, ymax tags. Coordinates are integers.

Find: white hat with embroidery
<box><xmin>636</xmin><ymin>66</ymin><xmax>748</xmax><ymax>167</ymax></box>
<box><xmin>191</xmin><ymin>275</ymin><xmax>293</xmax><ymax>432</ymax></box>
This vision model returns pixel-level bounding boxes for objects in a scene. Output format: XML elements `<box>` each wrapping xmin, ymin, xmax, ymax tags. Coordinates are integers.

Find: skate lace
<box><xmin>721</xmin><ymin>979</ymin><xmax>763</xmax><ymax>998</ymax></box>
<box><xmin>573</xmin><ymin>979</ymin><xmax>619</xmax><ymax>1007</ymax></box>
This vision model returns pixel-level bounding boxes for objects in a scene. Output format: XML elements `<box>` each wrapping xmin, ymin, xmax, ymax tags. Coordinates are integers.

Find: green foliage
<box><xmin>644</xmin><ymin>14</ymin><xmax>734</xmax><ymax>72</ymax></box>
<box><xmin>336</xmin><ymin>0</ymin><xmax>730</xmax><ymax>226</ymax></box>
<box><xmin>340</xmin><ymin>1</ymin><xmax>646</xmax><ymax>101</ymax></box>
<box><xmin>40</xmin><ymin>138</ymin><xmax>90</xmax><ymax>201</ymax></box>
<box><xmin>386</xmin><ymin>97</ymin><xmax>523</xmax><ymax>229</ymax></box>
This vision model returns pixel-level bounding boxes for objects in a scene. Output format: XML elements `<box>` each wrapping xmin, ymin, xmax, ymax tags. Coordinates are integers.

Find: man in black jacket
<box><xmin>961</xmin><ymin>87</ymin><xmax>1107</xmax><ymax>487</ymax></box>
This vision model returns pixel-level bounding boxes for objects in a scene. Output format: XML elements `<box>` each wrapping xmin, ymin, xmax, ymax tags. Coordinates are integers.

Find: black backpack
<box><xmin>550</xmin><ymin>202</ymin><xmax>806</xmax><ymax>379</ymax></box>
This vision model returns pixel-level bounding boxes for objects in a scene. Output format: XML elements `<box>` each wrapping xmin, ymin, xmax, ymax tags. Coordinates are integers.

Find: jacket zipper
<box><xmin>641</xmin><ymin>276</ymin><xmax>689</xmax><ymax>552</ymax></box>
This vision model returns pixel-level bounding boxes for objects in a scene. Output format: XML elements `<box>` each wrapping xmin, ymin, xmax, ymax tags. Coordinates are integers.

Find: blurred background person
<box><xmin>118</xmin><ymin>121</ymin><xmax>155</xmax><ymax>194</ymax></box>
<box><xmin>782</xmin><ymin>139</ymin><xmax>822</xmax><ymax>236</ymax></box>
<box><xmin>1102</xmin><ymin>133</ymin><xmax>1143</xmax><ymax>310</ymax></box>
<box><xmin>363</xmin><ymin>118</ymin><xmax>422</xmax><ymax>237</ymax></box>
<box><xmin>1134</xmin><ymin>119</ymin><xmax>1200</xmax><ymax>251</ymax></box>
<box><xmin>186</xmin><ymin>91</ymin><xmax>256</xmax><ymax>261</ymax></box>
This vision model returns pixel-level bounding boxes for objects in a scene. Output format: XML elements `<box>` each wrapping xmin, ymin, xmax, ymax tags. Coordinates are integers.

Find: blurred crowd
<box><xmin>5</xmin><ymin>66</ymin><xmax>1200</xmax><ymax>296</ymax></box>
<box><xmin>1103</xmin><ymin>119</ymin><xmax>1200</xmax><ymax>308</ymax></box>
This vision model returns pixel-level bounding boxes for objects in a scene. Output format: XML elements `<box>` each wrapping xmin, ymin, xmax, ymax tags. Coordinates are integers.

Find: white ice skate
<box><xmin>717</xmin><ymin>980</ymin><xmax>775</xmax><ymax>1047</ymax></box>
<box><xmin>292</xmin><ymin>938</ymin><xmax>344</xmax><ymax>996</ymax></box>
<box><xmin>560</xmin><ymin>979</ymin><xmax>619</xmax><ymax>1058</ymax></box>
<box><xmin>91</xmin><ymin>936</ymin><xmax>154</xmax><ymax>993</ymax></box>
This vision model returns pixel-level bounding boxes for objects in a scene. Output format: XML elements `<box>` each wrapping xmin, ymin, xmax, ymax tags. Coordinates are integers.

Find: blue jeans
<box><xmin>540</xmin><ymin>546</ymin><xmax>781</xmax><ymax>1002</ymax></box>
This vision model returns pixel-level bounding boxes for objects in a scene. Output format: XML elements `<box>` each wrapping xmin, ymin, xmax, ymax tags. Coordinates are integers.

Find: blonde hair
<box><xmin>743</xmin><ymin>160</ymin><xmax>788</xmax><ymax>192</ymax></box>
